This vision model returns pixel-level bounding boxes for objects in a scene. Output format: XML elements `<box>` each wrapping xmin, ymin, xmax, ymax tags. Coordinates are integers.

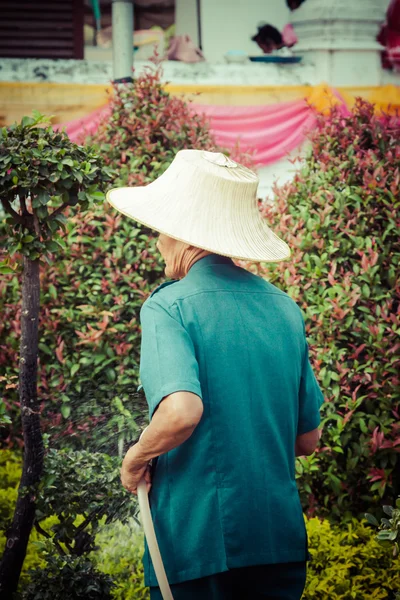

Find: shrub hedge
<box><xmin>2</xmin><ymin>453</ymin><xmax>398</xmax><ymax>598</ymax></box>
<box><xmin>252</xmin><ymin>99</ymin><xmax>400</xmax><ymax>520</ymax></box>
<box><xmin>92</xmin><ymin>516</ymin><xmax>400</xmax><ymax>600</ymax></box>
<box><xmin>0</xmin><ymin>63</ymin><xmax>244</xmax><ymax>454</ymax></box>
<box><xmin>92</xmin><ymin>520</ymin><xmax>148</xmax><ymax>600</ymax></box>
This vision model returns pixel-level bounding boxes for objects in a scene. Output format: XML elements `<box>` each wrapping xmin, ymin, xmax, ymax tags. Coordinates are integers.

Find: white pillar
<box><xmin>112</xmin><ymin>0</ymin><xmax>134</xmax><ymax>82</ymax></box>
<box><xmin>290</xmin><ymin>0</ymin><xmax>386</xmax><ymax>86</ymax></box>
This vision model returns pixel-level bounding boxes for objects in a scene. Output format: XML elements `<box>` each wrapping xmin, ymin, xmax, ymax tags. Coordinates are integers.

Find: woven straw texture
<box><xmin>106</xmin><ymin>150</ymin><xmax>291</xmax><ymax>262</ymax></box>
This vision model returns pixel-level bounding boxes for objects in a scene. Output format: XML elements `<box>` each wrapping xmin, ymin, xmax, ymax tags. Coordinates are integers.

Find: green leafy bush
<box><xmin>34</xmin><ymin>448</ymin><xmax>136</xmax><ymax>557</ymax></box>
<box><xmin>253</xmin><ymin>99</ymin><xmax>400</xmax><ymax>519</ymax></box>
<box><xmin>304</xmin><ymin>517</ymin><xmax>399</xmax><ymax>599</ymax></box>
<box><xmin>366</xmin><ymin>496</ymin><xmax>400</xmax><ymax>557</ymax></box>
<box><xmin>0</xmin><ymin>111</ymin><xmax>113</xmax><ymax>268</ymax></box>
<box><xmin>0</xmin><ymin>449</ymin><xmax>138</xmax><ymax>593</ymax></box>
<box><xmin>91</xmin><ymin>516</ymin><xmax>400</xmax><ymax>600</ymax></box>
<box><xmin>22</xmin><ymin>554</ymin><xmax>115</xmax><ymax>600</ymax></box>
<box><xmin>0</xmin><ymin>450</ymin><xmax>21</xmax><ymax>528</ymax></box>
<box><xmin>92</xmin><ymin>520</ymin><xmax>148</xmax><ymax>600</ymax></box>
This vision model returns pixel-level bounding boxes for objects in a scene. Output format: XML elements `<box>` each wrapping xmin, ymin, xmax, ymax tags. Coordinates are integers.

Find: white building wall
<box><xmin>200</xmin><ymin>0</ymin><xmax>291</xmax><ymax>61</ymax></box>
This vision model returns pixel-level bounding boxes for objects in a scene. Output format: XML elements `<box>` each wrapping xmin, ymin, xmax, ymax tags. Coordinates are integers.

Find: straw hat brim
<box><xmin>107</xmin><ymin>185</ymin><xmax>290</xmax><ymax>263</ymax></box>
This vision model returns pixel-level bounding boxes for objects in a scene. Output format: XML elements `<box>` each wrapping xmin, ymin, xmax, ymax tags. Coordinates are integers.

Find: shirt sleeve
<box><xmin>139</xmin><ymin>299</ymin><xmax>203</xmax><ymax>419</ymax></box>
<box><xmin>297</xmin><ymin>341</ymin><xmax>324</xmax><ymax>436</ymax></box>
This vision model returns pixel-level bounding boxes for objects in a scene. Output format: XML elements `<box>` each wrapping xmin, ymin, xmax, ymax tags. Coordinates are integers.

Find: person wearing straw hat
<box><xmin>108</xmin><ymin>150</ymin><xmax>324</xmax><ymax>600</ymax></box>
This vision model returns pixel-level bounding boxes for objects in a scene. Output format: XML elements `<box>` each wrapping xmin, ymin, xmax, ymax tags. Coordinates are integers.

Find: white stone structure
<box><xmin>0</xmin><ymin>0</ymin><xmax>398</xmax><ymax>198</ymax></box>
<box><xmin>0</xmin><ymin>0</ymin><xmax>397</xmax><ymax>88</ymax></box>
<box><xmin>290</xmin><ymin>0</ymin><xmax>389</xmax><ymax>85</ymax></box>
<box><xmin>199</xmin><ymin>0</ymin><xmax>291</xmax><ymax>62</ymax></box>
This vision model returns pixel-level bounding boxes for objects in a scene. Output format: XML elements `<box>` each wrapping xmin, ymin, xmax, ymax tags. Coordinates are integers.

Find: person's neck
<box><xmin>167</xmin><ymin>246</ymin><xmax>212</xmax><ymax>279</ymax></box>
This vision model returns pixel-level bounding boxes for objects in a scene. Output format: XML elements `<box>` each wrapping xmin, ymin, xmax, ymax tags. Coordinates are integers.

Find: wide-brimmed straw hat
<box><xmin>106</xmin><ymin>149</ymin><xmax>290</xmax><ymax>262</ymax></box>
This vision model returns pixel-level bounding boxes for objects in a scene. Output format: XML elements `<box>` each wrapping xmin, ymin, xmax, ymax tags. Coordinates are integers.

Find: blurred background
<box><xmin>0</xmin><ymin>0</ymin><xmax>399</xmax><ymax>195</ymax></box>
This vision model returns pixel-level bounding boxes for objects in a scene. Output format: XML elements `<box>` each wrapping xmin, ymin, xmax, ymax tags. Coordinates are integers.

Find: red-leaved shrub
<box><xmin>88</xmin><ymin>60</ymin><xmax>253</xmax><ymax>186</ymax></box>
<box><xmin>0</xmin><ymin>61</ymin><xmax>251</xmax><ymax>454</ymax></box>
<box><xmin>251</xmin><ymin>99</ymin><xmax>400</xmax><ymax>520</ymax></box>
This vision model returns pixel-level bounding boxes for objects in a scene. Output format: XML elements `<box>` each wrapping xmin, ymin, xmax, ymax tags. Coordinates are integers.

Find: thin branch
<box><xmin>49</xmin><ymin>202</ymin><xmax>69</xmax><ymax>221</ymax></box>
<box><xmin>74</xmin><ymin>507</ymin><xmax>103</xmax><ymax>536</ymax></box>
<box><xmin>33</xmin><ymin>214</ymin><xmax>40</xmax><ymax>237</ymax></box>
<box><xmin>63</xmin><ymin>539</ymin><xmax>74</xmax><ymax>554</ymax></box>
<box><xmin>20</xmin><ymin>197</ymin><xmax>29</xmax><ymax>217</ymax></box>
<box><xmin>34</xmin><ymin>521</ymin><xmax>66</xmax><ymax>556</ymax></box>
<box><xmin>1</xmin><ymin>198</ymin><xmax>23</xmax><ymax>224</ymax></box>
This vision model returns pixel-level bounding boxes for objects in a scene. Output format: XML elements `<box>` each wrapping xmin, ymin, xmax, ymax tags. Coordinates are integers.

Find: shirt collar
<box><xmin>187</xmin><ymin>253</ymin><xmax>234</xmax><ymax>275</ymax></box>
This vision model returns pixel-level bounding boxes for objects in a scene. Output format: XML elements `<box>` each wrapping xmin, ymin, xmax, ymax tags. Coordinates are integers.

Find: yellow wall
<box><xmin>1</xmin><ymin>81</ymin><xmax>399</xmax><ymax>126</ymax></box>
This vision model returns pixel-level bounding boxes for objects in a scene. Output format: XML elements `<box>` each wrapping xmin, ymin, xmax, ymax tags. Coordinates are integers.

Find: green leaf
<box><xmin>362</xmin><ymin>284</ymin><xmax>370</xmax><ymax>298</ymax></box>
<box><xmin>0</xmin><ymin>265</ymin><xmax>15</xmax><ymax>274</ymax></box>
<box><xmin>71</xmin><ymin>364</ymin><xmax>80</xmax><ymax>376</ymax></box>
<box><xmin>383</xmin><ymin>505</ymin><xmax>394</xmax><ymax>517</ymax></box>
<box><xmin>53</xmin><ymin>213</ymin><xmax>67</xmax><ymax>224</ymax></box>
<box><xmin>36</xmin><ymin>189</ymin><xmax>50</xmax><ymax>206</ymax></box>
<box><xmin>61</xmin><ymin>405</ymin><xmax>71</xmax><ymax>419</ymax></box>
<box><xmin>45</xmin><ymin>241</ymin><xmax>61</xmax><ymax>253</ymax></box>
<box><xmin>365</xmin><ymin>513</ymin><xmax>379</xmax><ymax>527</ymax></box>
<box><xmin>62</xmin><ymin>158</ymin><xmax>74</xmax><ymax>167</ymax></box>
<box><xmin>36</xmin><ymin>206</ymin><xmax>48</xmax><ymax>219</ymax></box>
<box><xmin>22</xmin><ymin>235</ymin><xmax>35</xmax><ymax>243</ymax></box>
<box><xmin>48</xmin><ymin>284</ymin><xmax>57</xmax><ymax>300</ymax></box>
<box><xmin>21</xmin><ymin>115</ymin><xmax>34</xmax><ymax>128</ymax></box>
<box><xmin>377</xmin><ymin>530</ymin><xmax>397</xmax><ymax>541</ymax></box>
<box><xmin>9</xmin><ymin>243</ymin><xmax>22</xmax><ymax>256</ymax></box>
<box><xmin>89</xmin><ymin>191</ymin><xmax>104</xmax><ymax>201</ymax></box>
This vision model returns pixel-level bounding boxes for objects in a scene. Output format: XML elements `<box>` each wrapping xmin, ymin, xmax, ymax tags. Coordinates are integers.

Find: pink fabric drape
<box><xmin>193</xmin><ymin>100</ymin><xmax>317</xmax><ymax>165</ymax></box>
<box><xmin>56</xmin><ymin>105</ymin><xmax>110</xmax><ymax>141</ymax></box>
<box><xmin>57</xmin><ymin>97</ymin><xmax>318</xmax><ymax>166</ymax></box>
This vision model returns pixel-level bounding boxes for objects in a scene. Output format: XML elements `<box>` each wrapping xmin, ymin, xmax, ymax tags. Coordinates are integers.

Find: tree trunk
<box><xmin>0</xmin><ymin>257</ymin><xmax>44</xmax><ymax>599</ymax></box>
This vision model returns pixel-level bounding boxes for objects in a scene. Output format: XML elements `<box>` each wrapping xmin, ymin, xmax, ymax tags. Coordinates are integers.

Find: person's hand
<box><xmin>120</xmin><ymin>444</ymin><xmax>152</xmax><ymax>496</ymax></box>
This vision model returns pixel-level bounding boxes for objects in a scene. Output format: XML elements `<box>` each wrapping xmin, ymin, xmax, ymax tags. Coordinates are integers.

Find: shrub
<box><xmin>87</xmin><ymin>59</ymin><xmax>252</xmax><ymax>187</ymax></box>
<box><xmin>92</xmin><ymin>516</ymin><xmax>400</xmax><ymax>600</ymax></box>
<box><xmin>1</xmin><ymin>449</ymin><xmax>137</xmax><ymax>593</ymax></box>
<box><xmin>34</xmin><ymin>448</ymin><xmax>136</xmax><ymax>557</ymax></box>
<box><xmin>22</xmin><ymin>554</ymin><xmax>115</xmax><ymax>600</ymax></box>
<box><xmin>253</xmin><ymin>99</ymin><xmax>400</xmax><ymax>519</ymax></box>
<box><xmin>1</xmin><ymin>63</ymin><xmax>250</xmax><ymax>453</ymax></box>
<box><xmin>304</xmin><ymin>517</ymin><xmax>400</xmax><ymax>599</ymax></box>
<box><xmin>92</xmin><ymin>519</ymin><xmax>148</xmax><ymax>600</ymax></box>
<box><xmin>366</xmin><ymin>496</ymin><xmax>400</xmax><ymax>558</ymax></box>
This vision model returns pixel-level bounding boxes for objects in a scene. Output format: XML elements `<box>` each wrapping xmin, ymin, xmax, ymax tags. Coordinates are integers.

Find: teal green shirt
<box><xmin>139</xmin><ymin>254</ymin><xmax>323</xmax><ymax>587</ymax></box>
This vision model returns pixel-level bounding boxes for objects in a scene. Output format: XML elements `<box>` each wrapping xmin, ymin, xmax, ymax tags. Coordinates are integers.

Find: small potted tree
<box><xmin>0</xmin><ymin>112</ymin><xmax>112</xmax><ymax>597</ymax></box>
